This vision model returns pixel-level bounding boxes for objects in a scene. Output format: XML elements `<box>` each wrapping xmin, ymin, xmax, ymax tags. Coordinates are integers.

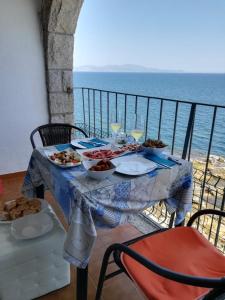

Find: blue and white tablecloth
<box><xmin>22</xmin><ymin>144</ymin><xmax>193</xmax><ymax>268</ymax></box>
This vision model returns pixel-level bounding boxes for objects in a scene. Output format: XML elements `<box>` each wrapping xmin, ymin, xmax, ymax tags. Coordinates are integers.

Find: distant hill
<box><xmin>75</xmin><ymin>64</ymin><xmax>184</xmax><ymax>73</ymax></box>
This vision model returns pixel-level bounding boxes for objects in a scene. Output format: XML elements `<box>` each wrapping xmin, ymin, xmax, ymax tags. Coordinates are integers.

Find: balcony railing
<box><xmin>74</xmin><ymin>87</ymin><xmax>225</xmax><ymax>253</ymax></box>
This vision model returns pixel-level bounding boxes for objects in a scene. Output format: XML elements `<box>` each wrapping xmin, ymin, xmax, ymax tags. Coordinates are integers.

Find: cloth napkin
<box><xmin>55</xmin><ymin>144</ymin><xmax>71</xmax><ymax>151</ymax></box>
<box><xmin>78</xmin><ymin>138</ymin><xmax>109</xmax><ymax>149</ymax></box>
<box><xmin>144</xmin><ymin>153</ymin><xmax>176</xmax><ymax>167</ymax></box>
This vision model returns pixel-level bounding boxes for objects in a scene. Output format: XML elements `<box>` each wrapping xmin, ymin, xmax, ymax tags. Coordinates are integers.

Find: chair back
<box><xmin>30</xmin><ymin>123</ymin><xmax>88</xmax><ymax>149</ymax></box>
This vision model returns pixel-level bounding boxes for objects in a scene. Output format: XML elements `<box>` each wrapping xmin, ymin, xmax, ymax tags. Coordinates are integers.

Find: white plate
<box><xmin>44</xmin><ymin>148</ymin><xmax>82</xmax><ymax>168</ymax></box>
<box><xmin>111</xmin><ymin>155</ymin><xmax>157</xmax><ymax>176</ymax></box>
<box><xmin>11</xmin><ymin>212</ymin><xmax>53</xmax><ymax>240</ymax></box>
<box><xmin>0</xmin><ymin>198</ymin><xmax>48</xmax><ymax>224</ymax></box>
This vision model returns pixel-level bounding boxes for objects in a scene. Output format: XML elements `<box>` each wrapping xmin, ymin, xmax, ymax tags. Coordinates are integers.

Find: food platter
<box><xmin>81</xmin><ymin>148</ymin><xmax>126</xmax><ymax>160</ymax></box>
<box><xmin>77</xmin><ymin>144</ymin><xmax>141</xmax><ymax>161</ymax></box>
<box><xmin>44</xmin><ymin>148</ymin><xmax>82</xmax><ymax>168</ymax></box>
<box><xmin>111</xmin><ymin>155</ymin><xmax>157</xmax><ymax>176</ymax></box>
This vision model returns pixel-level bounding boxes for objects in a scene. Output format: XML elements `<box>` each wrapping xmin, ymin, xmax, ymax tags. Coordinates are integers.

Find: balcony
<box><xmin>1</xmin><ymin>87</ymin><xmax>225</xmax><ymax>300</ymax></box>
<box><xmin>74</xmin><ymin>87</ymin><xmax>225</xmax><ymax>254</ymax></box>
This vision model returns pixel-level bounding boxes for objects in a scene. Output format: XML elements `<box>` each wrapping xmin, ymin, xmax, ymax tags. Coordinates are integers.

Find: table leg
<box><xmin>77</xmin><ymin>266</ymin><xmax>88</xmax><ymax>300</ymax></box>
<box><xmin>169</xmin><ymin>212</ymin><xmax>175</xmax><ymax>228</ymax></box>
<box><xmin>35</xmin><ymin>184</ymin><xmax>44</xmax><ymax>198</ymax></box>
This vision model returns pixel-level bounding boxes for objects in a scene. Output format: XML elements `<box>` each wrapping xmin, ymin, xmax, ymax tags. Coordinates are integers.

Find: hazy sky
<box><xmin>74</xmin><ymin>0</ymin><xmax>225</xmax><ymax>73</ymax></box>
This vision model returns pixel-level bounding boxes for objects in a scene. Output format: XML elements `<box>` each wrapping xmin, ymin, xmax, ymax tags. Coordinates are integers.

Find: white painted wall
<box><xmin>0</xmin><ymin>0</ymin><xmax>48</xmax><ymax>174</ymax></box>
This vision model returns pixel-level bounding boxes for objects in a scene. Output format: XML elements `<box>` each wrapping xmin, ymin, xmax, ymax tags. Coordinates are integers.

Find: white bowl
<box><xmin>143</xmin><ymin>146</ymin><xmax>167</xmax><ymax>156</ymax></box>
<box><xmin>83</xmin><ymin>160</ymin><xmax>116</xmax><ymax>180</ymax></box>
<box><xmin>11</xmin><ymin>212</ymin><xmax>53</xmax><ymax>240</ymax></box>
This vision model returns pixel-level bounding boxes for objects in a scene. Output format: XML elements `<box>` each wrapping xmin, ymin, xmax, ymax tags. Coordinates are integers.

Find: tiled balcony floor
<box><xmin>0</xmin><ymin>173</ymin><xmax>144</xmax><ymax>300</ymax></box>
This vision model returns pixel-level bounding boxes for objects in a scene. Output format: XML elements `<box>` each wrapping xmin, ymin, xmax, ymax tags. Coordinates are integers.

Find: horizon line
<box><xmin>73</xmin><ymin>70</ymin><xmax>225</xmax><ymax>75</ymax></box>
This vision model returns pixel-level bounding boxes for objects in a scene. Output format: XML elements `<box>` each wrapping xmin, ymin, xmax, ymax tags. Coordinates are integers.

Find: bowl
<box><xmin>143</xmin><ymin>146</ymin><xmax>167</xmax><ymax>156</ymax></box>
<box><xmin>83</xmin><ymin>160</ymin><xmax>116</xmax><ymax>180</ymax></box>
<box><xmin>11</xmin><ymin>212</ymin><xmax>53</xmax><ymax>240</ymax></box>
<box><xmin>142</xmin><ymin>139</ymin><xmax>167</xmax><ymax>156</ymax></box>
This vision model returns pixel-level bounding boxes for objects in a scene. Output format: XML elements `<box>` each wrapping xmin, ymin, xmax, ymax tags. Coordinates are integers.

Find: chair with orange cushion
<box><xmin>95</xmin><ymin>209</ymin><xmax>225</xmax><ymax>300</ymax></box>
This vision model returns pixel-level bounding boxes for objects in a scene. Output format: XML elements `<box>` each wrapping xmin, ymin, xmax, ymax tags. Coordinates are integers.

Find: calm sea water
<box><xmin>73</xmin><ymin>72</ymin><xmax>225</xmax><ymax>157</ymax></box>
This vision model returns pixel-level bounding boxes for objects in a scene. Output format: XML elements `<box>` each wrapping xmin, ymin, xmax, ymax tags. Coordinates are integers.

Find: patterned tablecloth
<box><xmin>22</xmin><ymin>144</ymin><xmax>193</xmax><ymax>268</ymax></box>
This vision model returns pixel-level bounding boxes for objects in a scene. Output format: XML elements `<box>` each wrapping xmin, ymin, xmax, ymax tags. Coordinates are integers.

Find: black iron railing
<box><xmin>74</xmin><ymin>87</ymin><xmax>225</xmax><ymax>253</ymax></box>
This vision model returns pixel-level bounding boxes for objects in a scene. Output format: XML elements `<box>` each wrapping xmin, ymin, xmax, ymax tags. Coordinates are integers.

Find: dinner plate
<box><xmin>11</xmin><ymin>212</ymin><xmax>53</xmax><ymax>240</ymax></box>
<box><xmin>111</xmin><ymin>155</ymin><xmax>157</xmax><ymax>176</ymax></box>
<box><xmin>0</xmin><ymin>198</ymin><xmax>48</xmax><ymax>224</ymax></box>
<box><xmin>44</xmin><ymin>148</ymin><xmax>82</xmax><ymax>168</ymax></box>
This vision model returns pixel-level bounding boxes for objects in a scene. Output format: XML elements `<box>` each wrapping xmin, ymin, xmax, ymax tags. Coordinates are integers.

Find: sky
<box><xmin>73</xmin><ymin>0</ymin><xmax>225</xmax><ymax>73</ymax></box>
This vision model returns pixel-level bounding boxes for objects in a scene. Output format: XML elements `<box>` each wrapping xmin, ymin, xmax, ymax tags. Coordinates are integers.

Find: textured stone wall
<box><xmin>41</xmin><ymin>0</ymin><xmax>83</xmax><ymax>123</ymax></box>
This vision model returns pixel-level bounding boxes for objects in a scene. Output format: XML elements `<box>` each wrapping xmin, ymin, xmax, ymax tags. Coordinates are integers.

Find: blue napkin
<box><xmin>55</xmin><ymin>144</ymin><xmax>71</xmax><ymax>151</ymax></box>
<box><xmin>144</xmin><ymin>153</ymin><xmax>176</xmax><ymax>167</ymax></box>
<box><xmin>78</xmin><ymin>138</ymin><xmax>109</xmax><ymax>149</ymax></box>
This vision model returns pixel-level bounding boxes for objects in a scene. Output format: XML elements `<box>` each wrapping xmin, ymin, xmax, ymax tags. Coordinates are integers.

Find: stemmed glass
<box><xmin>131</xmin><ymin>113</ymin><xmax>144</xmax><ymax>144</ymax></box>
<box><xmin>110</xmin><ymin>112</ymin><xmax>122</xmax><ymax>143</ymax></box>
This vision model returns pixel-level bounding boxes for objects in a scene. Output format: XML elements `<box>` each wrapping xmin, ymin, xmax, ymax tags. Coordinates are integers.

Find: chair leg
<box><xmin>95</xmin><ymin>247</ymin><xmax>115</xmax><ymax>300</ymax></box>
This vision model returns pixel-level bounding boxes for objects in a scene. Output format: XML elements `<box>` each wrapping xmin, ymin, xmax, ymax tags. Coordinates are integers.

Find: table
<box><xmin>22</xmin><ymin>143</ymin><xmax>193</xmax><ymax>299</ymax></box>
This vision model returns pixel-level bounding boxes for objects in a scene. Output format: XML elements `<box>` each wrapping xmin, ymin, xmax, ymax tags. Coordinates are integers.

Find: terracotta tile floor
<box><xmin>0</xmin><ymin>173</ymin><xmax>144</xmax><ymax>300</ymax></box>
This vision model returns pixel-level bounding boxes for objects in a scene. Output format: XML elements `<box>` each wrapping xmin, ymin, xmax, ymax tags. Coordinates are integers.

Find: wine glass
<box><xmin>110</xmin><ymin>112</ymin><xmax>122</xmax><ymax>143</ymax></box>
<box><xmin>131</xmin><ymin>114</ymin><xmax>144</xmax><ymax>144</ymax></box>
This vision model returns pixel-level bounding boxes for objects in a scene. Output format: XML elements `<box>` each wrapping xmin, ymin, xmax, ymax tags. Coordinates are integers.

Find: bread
<box><xmin>2</xmin><ymin>197</ymin><xmax>42</xmax><ymax>221</ymax></box>
<box><xmin>28</xmin><ymin>199</ymin><xmax>41</xmax><ymax>210</ymax></box>
<box><xmin>0</xmin><ymin>211</ymin><xmax>9</xmax><ymax>221</ymax></box>
<box><xmin>16</xmin><ymin>196</ymin><xmax>27</xmax><ymax>206</ymax></box>
<box><xmin>9</xmin><ymin>207</ymin><xmax>22</xmax><ymax>220</ymax></box>
<box><xmin>4</xmin><ymin>200</ymin><xmax>17</xmax><ymax>212</ymax></box>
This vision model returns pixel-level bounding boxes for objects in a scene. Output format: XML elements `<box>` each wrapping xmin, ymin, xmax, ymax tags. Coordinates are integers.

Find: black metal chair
<box><xmin>30</xmin><ymin>123</ymin><xmax>88</xmax><ymax>149</ymax></box>
<box><xmin>95</xmin><ymin>209</ymin><xmax>225</xmax><ymax>300</ymax></box>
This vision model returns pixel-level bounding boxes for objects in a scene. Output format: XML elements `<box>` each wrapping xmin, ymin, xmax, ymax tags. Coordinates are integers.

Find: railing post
<box><xmin>88</xmin><ymin>88</ymin><xmax>91</xmax><ymax>136</ymax></box>
<box><xmin>182</xmin><ymin>103</ymin><xmax>196</xmax><ymax>160</ymax></box>
<box><xmin>214</xmin><ymin>188</ymin><xmax>225</xmax><ymax>247</ymax></box>
<box><xmin>82</xmin><ymin>88</ymin><xmax>86</xmax><ymax>125</ymax></box>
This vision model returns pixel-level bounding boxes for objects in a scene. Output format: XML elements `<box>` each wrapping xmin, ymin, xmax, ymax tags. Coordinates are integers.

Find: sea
<box><xmin>73</xmin><ymin>72</ymin><xmax>225</xmax><ymax>157</ymax></box>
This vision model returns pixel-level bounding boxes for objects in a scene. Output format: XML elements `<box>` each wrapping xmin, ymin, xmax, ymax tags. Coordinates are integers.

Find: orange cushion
<box><xmin>121</xmin><ymin>227</ymin><xmax>225</xmax><ymax>300</ymax></box>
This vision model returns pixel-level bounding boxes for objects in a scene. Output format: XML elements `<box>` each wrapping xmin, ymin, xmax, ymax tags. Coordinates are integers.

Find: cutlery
<box><xmin>155</xmin><ymin>162</ymin><xmax>172</xmax><ymax>169</ymax></box>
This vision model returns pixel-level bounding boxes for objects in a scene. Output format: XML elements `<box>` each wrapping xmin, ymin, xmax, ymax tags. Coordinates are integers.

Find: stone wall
<box><xmin>41</xmin><ymin>0</ymin><xmax>83</xmax><ymax>123</ymax></box>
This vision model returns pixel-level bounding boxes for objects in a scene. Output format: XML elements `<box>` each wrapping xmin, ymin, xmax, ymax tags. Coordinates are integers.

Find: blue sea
<box><xmin>73</xmin><ymin>72</ymin><xmax>225</xmax><ymax>157</ymax></box>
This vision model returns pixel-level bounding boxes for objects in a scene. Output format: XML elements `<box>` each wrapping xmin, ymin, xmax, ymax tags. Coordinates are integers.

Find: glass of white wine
<box><xmin>110</xmin><ymin>112</ymin><xmax>122</xmax><ymax>143</ymax></box>
<box><xmin>131</xmin><ymin>114</ymin><xmax>144</xmax><ymax>144</ymax></box>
